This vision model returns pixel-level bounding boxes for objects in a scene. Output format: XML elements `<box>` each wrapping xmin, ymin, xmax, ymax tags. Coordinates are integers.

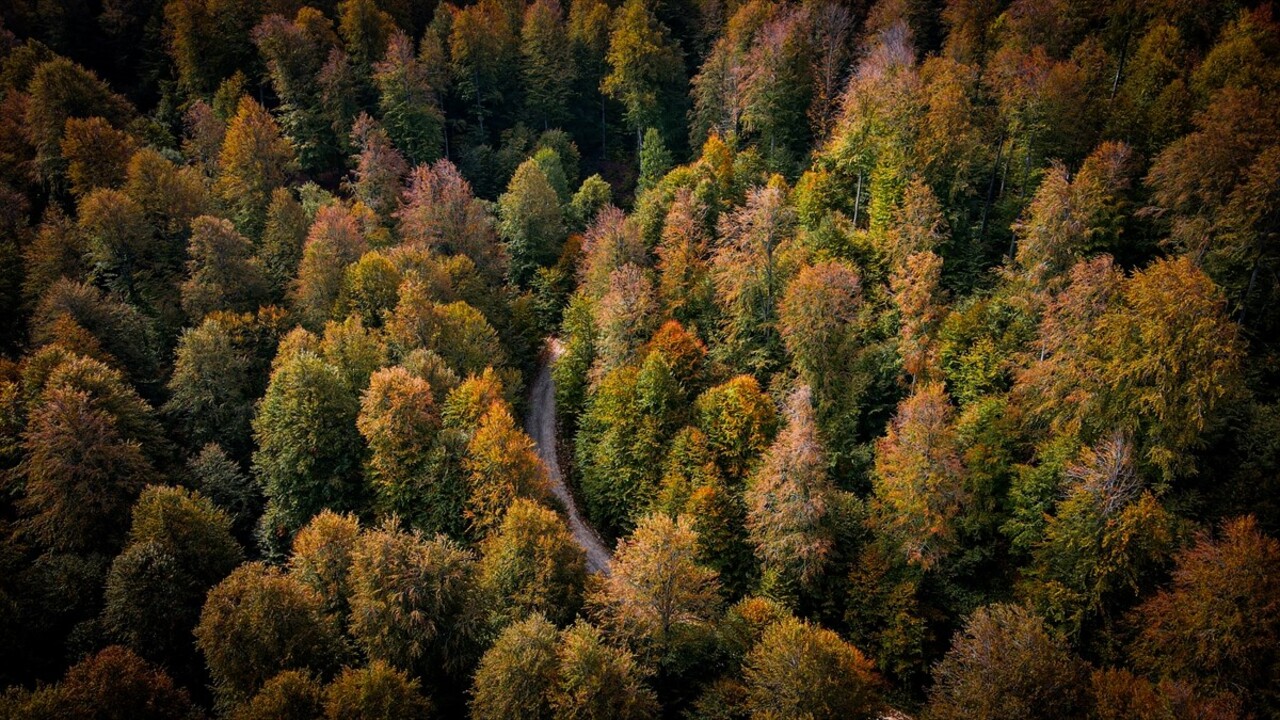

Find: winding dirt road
<box><xmin>526</xmin><ymin>338</ymin><xmax>612</xmax><ymax>575</ymax></box>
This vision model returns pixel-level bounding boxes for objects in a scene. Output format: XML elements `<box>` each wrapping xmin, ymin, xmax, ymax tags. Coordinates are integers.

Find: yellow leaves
<box><xmin>464</xmin><ymin>403</ymin><xmax>550</xmax><ymax>538</ymax></box>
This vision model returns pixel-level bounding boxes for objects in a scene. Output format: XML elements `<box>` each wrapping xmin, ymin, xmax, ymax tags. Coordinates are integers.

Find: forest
<box><xmin>0</xmin><ymin>0</ymin><xmax>1278</xmax><ymax>717</ymax></box>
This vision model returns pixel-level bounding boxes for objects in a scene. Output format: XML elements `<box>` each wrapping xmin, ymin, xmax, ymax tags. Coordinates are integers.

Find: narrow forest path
<box><xmin>526</xmin><ymin>338</ymin><xmax>613</xmax><ymax>575</ymax></box>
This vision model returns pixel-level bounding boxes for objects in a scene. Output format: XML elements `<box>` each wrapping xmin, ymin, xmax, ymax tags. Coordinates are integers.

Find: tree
<box><xmin>260</xmin><ymin>188</ymin><xmax>310</xmax><ymax>297</ymax></box>
<box><xmin>1015</xmin><ymin>256</ymin><xmax>1245</xmax><ymax>480</ymax></box>
<box><xmin>18</xmin><ymin>381</ymin><xmax>156</xmax><ymax>554</ymax></box>
<box><xmin>778</xmin><ymin>260</ymin><xmax>862</xmax><ymax>401</ymax></box>
<box><xmin>374</xmin><ymin>31</ymin><xmax>445</xmax><ymax>166</ymax></box>
<box><xmin>464</xmin><ymin>404</ymin><xmax>551</xmax><ymax>537</ymax></box>
<box><xmin>323</xmin><ymin>661</ymin><xmax>432</xmax><ymax>719</ymax></box>
<box><xmin>479</xmin><ymin>498</ymin><xmax>586</xmax><ymax>627</ymax></box>
<box><xmin>655</xmin><ymin>189</ymin><xmax>714</xmax><ymax>327</ymax></box>
<box><xmin>1012</xmin><ymin>142</ymin><xmax>1136</xmax><ymax>290</ymax></box>
<box><xmin>925</xmin><ymin>604</ymin><xmax>1090</xmax><ymax>720</ymax></box>
<box><xmin>891</xmin><ymin>251</ymin><xmax>946</xmax><ymax>383</ymax></box>
<box><xmin>743</xmin><ymin>615</ymin><xmax>882</xmax><ymax>720</ymax></box>
<box><xmin>2</xmin><ymin>645</ymin><xmax>197</xmax><ymax>720</ymax></box>
<box><xmin>189</xmin><ymin>443</ymin><xmax>262</xmax><ymax>544</ymax></box>
<box><xmin>499</xmin><ymin>157</ymin><xmax>567</xmax><ymax>285</ymax></box>
<box><xmin>289</xmin><ymin>510</ymin><xmax>361</xmax><ymax>620</ymax></box>
<box><xmin>294</xmin><ymin>204</ymin><xmax>369</xmax><ymax>329</ymax></box>
<box><xmin>872</xmin><ymin>382</ymin><xmax>969</xmax><ymax>569</ymax></box>
<box><xmin>745</xmin><ymin>387</ymin><xmax>835</xmax><ymax>590</ymax></box>
<box><xmin>471</xmin><ymin>613</ymin><xmax>561</xmax><ymax>720</ymax></box>
<box><xmin>736</xmin><ymin>7</ymin><xmax>814</xmax><ymax>172</ymax></box>
<box><xmin>637</xmin><ymin>128</ymin><xmax>672</xmax><ymax>192</ymax></box>
<box><xmin>338</xmin><ymin>0</ymin><xmax>394</xmax><ymax>70</ymax></box>
<box><xmin>252</xmin><ymin>349</ymin><xmax>364</xmax><ymax>551</ymax></box>
<box><xmin>1089</xmin><ymin>667</ymin><xmax>1243</xmax><ymax>720</ymax></box>
<box><xmin>522</xmin><ymin>0</ymin><xmax>576</xmax><ymax>130</ymax></box>
<box><xmin>449</xmin><ymin>0</ymin><xmax>520</xmax><ymax>135</ymax></box>
<box><xmin>551</xmin><ymin>622</ymin><xmax>659</xmax><ymax>720</ymax></box>
<box><xmin>347</xmin><ymin>525</ymin><xmax>484</xmax><ymax>681</ymax></box>
<box><xmin>104</xmin><ymin>486</ymin><xmax>242</xmax><ymax>668</ymax></box>
<box><xmin>216</xmin><ymin>96</ymin><xmax>296</xmax><ymax>237</ymax></box>
<box><xmin>712</xmin><ymin>185</ymin><xmax>797</xmax><ymax>375</ymax></box>
<box><xmin>694</xmin><ymin>375</ymin><xmax>779</xmax><ymax>483</ymax></box>
<box><xmin>591</xmin><ymin>513</ymin><xmax>721</xmax><ymax>665</ymax></box>
<box><xmin>166</xmin><ymin>310</ymin><xmax>285</xmax><ymax>461</ymax></box>
<box><xmin>77</xmin><ymin>188</ymin><xmax>156</xmax><ymax>301</ymax></box>
<box><xmin>24</xmin><ymin>56</ymin><xmax>133</xmax><ymax>187</ymax></box>
<box><xmin>386</xmin><ymin>284</ymin><xmax>507</xmax><ymax>378</ymax></box>
<box><xmin>59</xmin><ymin>116</ymin><xmax>136</xmax><ymax>197</ymax></box>
<box><xmin>1024</xmin><ymin>434</ymin><xmax>1176</xmax><ymax>639</ymax></box>
<box><xmin>181</xmin><ymin>215</ymin><xmax>269</xmax><ymax>322</ymax></box>
<box><xmin>602</xmin><ymin>0</ymin><xmax>685</xmax><ymax>151</ymax></box>
<box><xmin>578</xmin><ymin>206</ymin><xmax>646</xmax><ymax>300</ymax></box>
<box><xmin>347</xmin><ymin>114</ymin><xmax>408</xmax><ymax>224</ymax></box>
<box><xmin>233</xmin><ymin>671</ymin><xmax>325</xmax><ymax>720</ymax></box>
<box><xmin>253</xmin><ymin>9</ymin><xmax>343</xmax><ymax>172</ymax></box>
<box><xmin>397</xmin><ymin>160</ymin><xmax>507</xmax><ymax>281</ymax></box>
<box><xmin>195</xmin><ymin>563</ymin><xmax>342</xmax><ymax>707</ymax></box>
<box><xmin>1129</xmin><ymin>516</ymin><xmax>1280</xmax><ymax>715</ymax></box>
<box><xmin>595</xmin><ymin>264</ymin><xmax>659</xmax><ymax>372</ymax></box>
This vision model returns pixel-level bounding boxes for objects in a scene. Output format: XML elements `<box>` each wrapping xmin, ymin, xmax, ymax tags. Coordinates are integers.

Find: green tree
<box><xmin>637</xmin><ymin>128</ymin><xmax>672</xmax><ymax>192</ymax></box>
<box><xmin>189</xmin><ymin>442</ymin><xmax>262</xmax><ymax>544</ymax></box>
<box><xmin>374</xmin><ymin>31</ymin><xmax>445</xmax><ymax>166</ymax></box>
<box><xmin>499</xmin><ymin>157</ymin><xmax>567</xmax><ymax>285</ymax></box>
<box><xmin>479</xmin><ymin>498</ymin><xmax>586</xmax><ymax>627</ymax></box>
<box><xmin>252</xmin><ymin>349</ymin><xmax>364</xmax><ymax>552</ymax></box>
<box><xmin>196</xmin><ymin>563</ymin><xmax>343</xmax><ymax>707</ymax></box>
<box><xmin>347</xmin><ymin>524</ymin><xmax>484</xmax><ymax>681</ymax></box>
<box><xmin>551</xmin><ymin>622</ymin><xmax>659</xmax><ymax>720</ymax></box>
<box><xmin>694</xmin><ymin>375</ymin><xmax>779</xmax><ymax>483</ymax></box>
<box><xmin>602</xmin><ymin>0</ymin><xmax>685</xmax><ymax>152</ymax></box>
<box><xmin>253</xmin><ymin>9</ymin><xmax>343</xmax><ymax>172</ymax></box>
<box><xmin>104</xmin><ymin>486</ymin><xmax>243</xmax><ymax>668</ymax></box>
<box><xmin>23</xmin><ymin>57</ymin><xmax>134</xmax><ymax>187</ymax></box>
<box><xmin>166</xmin><ymin>309</ymin><xmax>286</xmax><ymax>461</ymax></box>
<box><xmin>522</xmin><ymin>0</ymin><xmax>576</xmax><ymax>130</ymax></box>
<box><xmin>712</xmin><ymin>185</ymin><xmax>797</xmax><ymax>375</ymax></box>
<box><xmin>470</xmin><ymin>613</ymin><xmax>561</xmax><ymax>720</ymax></box>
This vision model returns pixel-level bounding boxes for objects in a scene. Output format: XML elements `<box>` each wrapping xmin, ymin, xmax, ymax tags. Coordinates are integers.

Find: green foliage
<box><xmin>500</xmin><ymin>157</ymin><xmax>567</xmax><ymax>285</ymax></box>
<box><xmin>252</xmin><ymin>349</ymin><xmax>365</xmax><ymax>553</ymax></box>
<box><xmin>196</xmin><ymin>563</ymin><xmax>343</xmax><ymax>707</ymax></box>
<box><xmin>479</xmin><ymin>499</ymin><xmax>587</xmax><ymax>627</ymax></box>
<box><xmin>347</xmin><ymin>524</ymin><xmax>484</xmax><ymax>681</ymax></box>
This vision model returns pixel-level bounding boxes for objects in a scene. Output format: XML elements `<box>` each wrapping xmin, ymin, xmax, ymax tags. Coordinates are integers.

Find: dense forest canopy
<box><xmin>0</xmin><ymin>0</ymin><xmax>1278</xmax><ymax>717</ymax></box>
